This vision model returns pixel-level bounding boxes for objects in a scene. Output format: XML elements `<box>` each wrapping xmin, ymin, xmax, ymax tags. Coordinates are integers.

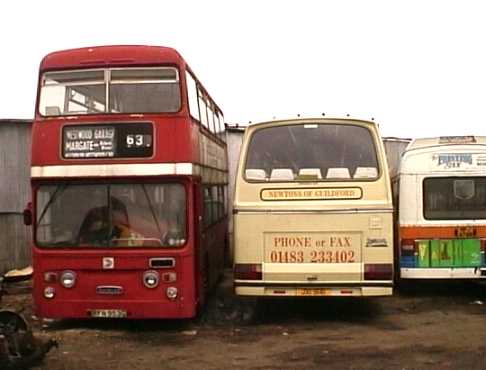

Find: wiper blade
<box><xmin>37</xmin><ymin>184</ymin><xmax>69</xmax><ymax>225</ymax></box>
<box><xmin>141</xmin><ymin>184</ymin><xmax>162</xmax><ymax>235</ymax></box>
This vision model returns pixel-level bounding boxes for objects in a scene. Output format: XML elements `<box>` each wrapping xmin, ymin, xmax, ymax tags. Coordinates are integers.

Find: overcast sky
<box><xmin>2</xmin><ymin>0</ymin><xmax>486</xmax><ymax>138</ymax></box>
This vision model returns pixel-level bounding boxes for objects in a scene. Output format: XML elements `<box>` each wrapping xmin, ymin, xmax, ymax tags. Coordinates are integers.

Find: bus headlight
<box><xmin>166</xmin><ymin>286</ymin><xmax>178</xmax><ymax>300</ymax></box>
<box><xmin>60</xmin><ymin>270</ymin><xmax>76</xmax><ymax>288</ymax></box>
<box><xmin>44</xmin><ymin>287</ymin><xmax>55</xmax><ymax>299</ymax></box>
<box><xmin>143</xmin><ymin>271</ymin><xmax>160</xmax><ymax>288</ymax></box>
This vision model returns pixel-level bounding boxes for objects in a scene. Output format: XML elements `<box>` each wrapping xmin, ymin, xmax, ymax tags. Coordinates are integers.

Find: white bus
<box><xmin>397</xmin><ymin>136</ymin><xmax>486</xmax><ymax>280</ymax></box>
<box><xmin>233</xmin><ymin>118</ymin><xmax>393</xmax><ymax>297</ymax></box>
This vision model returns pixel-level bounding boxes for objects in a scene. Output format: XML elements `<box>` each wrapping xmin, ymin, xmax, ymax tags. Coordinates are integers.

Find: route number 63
<box><xmin>126</xmin><ymin>134</ymin><xmax>144</xmax><ymax>147</ymax></box>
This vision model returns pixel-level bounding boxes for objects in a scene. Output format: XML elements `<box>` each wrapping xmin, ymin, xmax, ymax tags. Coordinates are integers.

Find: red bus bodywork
<box><xmin>30</xmin><ymin>46</ymin><xmax>228</xmax><ymax>319</ymax></box>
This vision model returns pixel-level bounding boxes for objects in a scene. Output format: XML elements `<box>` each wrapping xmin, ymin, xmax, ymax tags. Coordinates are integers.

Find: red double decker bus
<box><xmin>28</xmin><ymin>45</ymin><xmax>228</xmax><ymax>319</ymax></box>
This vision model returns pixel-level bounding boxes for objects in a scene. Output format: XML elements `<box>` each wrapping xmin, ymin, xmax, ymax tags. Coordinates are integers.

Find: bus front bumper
<box><xmin>34</xmin><ymin>299</ymin><xmax>196</xmax><ymax>319</ymax></box>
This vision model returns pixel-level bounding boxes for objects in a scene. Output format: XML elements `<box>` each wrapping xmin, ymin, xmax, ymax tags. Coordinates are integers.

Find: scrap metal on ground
<box><xmin>0</xmin><ymin>275</ymin><xmax>58</xmax><ymax>369</ymax></box>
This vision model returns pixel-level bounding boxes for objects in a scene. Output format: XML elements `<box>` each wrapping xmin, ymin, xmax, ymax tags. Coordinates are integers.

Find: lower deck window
<box><xmin>36</xmin><ymin>183</ymin><xmax>186</xmax><ymax>248</ymax></box>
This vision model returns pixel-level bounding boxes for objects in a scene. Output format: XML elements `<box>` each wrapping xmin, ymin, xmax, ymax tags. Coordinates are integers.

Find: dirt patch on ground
<box><xmin>2</xmin><ymin>274</ymin><xmax>486</xmax><ymax>369</ymax></box>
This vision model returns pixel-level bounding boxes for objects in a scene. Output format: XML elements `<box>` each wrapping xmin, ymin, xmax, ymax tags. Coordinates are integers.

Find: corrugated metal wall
<box><xmin>225</xmin><ymin>126</ymin><xmax>245</xmax><ymax>263</ymax></box>
<box><xmin>0</xmin><ymin>119</ymin><xmax>32</xmax><ymax>274</ymax></box>
<box><xmin>382</xmin><ymin>137</ymin><xmax>411</xmax><ymax>179</ymax></box>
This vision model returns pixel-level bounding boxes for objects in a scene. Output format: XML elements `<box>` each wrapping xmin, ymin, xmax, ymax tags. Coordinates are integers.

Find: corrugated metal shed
<box><xmin>0</xmin><ymin>119</ymin><xmax>32</xmax><ymax>274</ymax></box>
<box><xmin>382</xmin><ymin>137</ymin><xmax>412</xmax><ymax>179</ymax></box>
<box><xmin>225</xmin><ymin>124</ymin><xmax>245</xmax><ymax>263</ymax></box>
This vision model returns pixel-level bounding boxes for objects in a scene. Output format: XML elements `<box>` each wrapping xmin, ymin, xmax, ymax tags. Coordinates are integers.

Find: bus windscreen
<box><xmin>36</xmin><ymin>183</ymin><xmax>186</xmax><ymax>248</ymax></box>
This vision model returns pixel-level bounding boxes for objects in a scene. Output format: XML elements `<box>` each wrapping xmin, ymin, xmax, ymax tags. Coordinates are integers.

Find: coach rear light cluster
<box><xmin>44</xmin><ymin>286</ymin><xmax>55</xmax><ymax>299</ymax></box>
<box><xmin>234</xmin><ymin>263</ymin><xmax>262</xmax><ymax>280</ymax></box>
<box><xmin>364</xmin><ymin>263</ymin><xmax>393</xmax><ymax>281</ymax></box>
<box><xmin>60</xmin><ymin>270</ymin><xmax>77</xmax><ymax>288</ymax></box>
<box><xmin>143</xmin><ymin>270</ymin><xmax>160</xmax><ymax>288</ymax></box>
<box><xmin>166</xmin><ymin>286</ymin><xmax>178</xmax><ymax>300</ymax></box>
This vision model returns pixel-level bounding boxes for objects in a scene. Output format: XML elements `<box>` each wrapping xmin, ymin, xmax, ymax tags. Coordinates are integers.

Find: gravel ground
<box><xmin>2</xmin><ymin>273</ymin><xmax>486</xmax><ymax>370</ymax></box>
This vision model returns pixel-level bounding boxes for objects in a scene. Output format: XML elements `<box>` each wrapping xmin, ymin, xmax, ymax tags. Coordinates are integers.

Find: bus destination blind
<box><xmin>63</xmin><ymin>123</ymin><xmax>153</xmax><ymax>159</ymax></box>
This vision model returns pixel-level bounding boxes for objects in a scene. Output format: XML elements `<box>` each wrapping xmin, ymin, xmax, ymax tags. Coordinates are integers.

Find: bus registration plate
<box><xmin>88</xmin><ymin>309</ymin><xmax>127</xmax><ymax>318</ymax></box>
<box><xmin>296</xmin><ymin>288</ymin><xmax>331</xmax><ymax>296</ymax></box>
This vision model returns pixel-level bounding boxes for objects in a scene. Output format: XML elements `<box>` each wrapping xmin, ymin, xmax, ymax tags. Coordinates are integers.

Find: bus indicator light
<box><xmin>44</xmin><ymin>272</ymin><xmax>58</xmax><ymax>283</ymax></box>
<box><xmin>162</xmin><ymin>272</ymin><xmax>177</xmax><ymax>283</ymax></box>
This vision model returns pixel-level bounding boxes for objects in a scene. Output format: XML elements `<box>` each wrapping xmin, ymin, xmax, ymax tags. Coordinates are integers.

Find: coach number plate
<box><xmin>88</xmin><ymin>309</ymin><xmax>127</xmax><ymax>318</ymax></box>
<box><xmin>296</xmin><ymin>288</ymin><xmax>331</xmax><ymax>296</ymax></box>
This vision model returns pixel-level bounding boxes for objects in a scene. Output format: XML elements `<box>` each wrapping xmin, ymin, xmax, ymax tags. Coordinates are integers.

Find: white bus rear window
<box><xmin>423</xmin><ymin>177</ymin><xmax>486</xmax><ymax>220</ymax></box>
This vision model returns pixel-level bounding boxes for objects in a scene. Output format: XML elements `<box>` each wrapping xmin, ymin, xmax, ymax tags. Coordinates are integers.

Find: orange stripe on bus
<box><xmin>399</xmin><ymin>226</ymin><xmax>486</xmax><ymax>239</ymax></box>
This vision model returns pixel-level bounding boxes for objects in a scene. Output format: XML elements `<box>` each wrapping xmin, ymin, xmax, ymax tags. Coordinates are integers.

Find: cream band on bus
<box><xmin>233</xmin><ymin>118</ymin><xmax>394</xmax><ymax>297</ymax></box>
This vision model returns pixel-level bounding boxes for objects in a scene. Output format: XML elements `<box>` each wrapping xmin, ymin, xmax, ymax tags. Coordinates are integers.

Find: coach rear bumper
<box><xmin>234</xmin><ymin>281</ymin><xmax>393</xmax><ymax>297</ymax></box>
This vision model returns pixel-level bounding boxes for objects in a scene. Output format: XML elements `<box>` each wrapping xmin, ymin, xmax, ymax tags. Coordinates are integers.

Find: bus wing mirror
<box><xmin>23</xmin><ymin>203</ymin><xmax>33</xmax><ymax>226</ymax></box>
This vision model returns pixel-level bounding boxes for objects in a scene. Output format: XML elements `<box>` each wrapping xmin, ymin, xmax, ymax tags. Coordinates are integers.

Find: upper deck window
<box><xmin>39</xmin><ymin>67</ymin><xmax>180</xmax><ymax>116</ymax></box>
<box><xmin>244</xmin><ymin>123</ymin><xmax>379</xmax><ymax>182</ymax></box>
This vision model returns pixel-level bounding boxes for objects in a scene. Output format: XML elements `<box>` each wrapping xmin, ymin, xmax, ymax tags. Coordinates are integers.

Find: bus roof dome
<box><xmin>406</xmin><ymin>136</ymin><xmax>486</xmax><ymax>152</ymax></box>
<box><xmin>40</xmin><ymin>45</ymin><xmax>183</xmax><ymax>70</ymax></box>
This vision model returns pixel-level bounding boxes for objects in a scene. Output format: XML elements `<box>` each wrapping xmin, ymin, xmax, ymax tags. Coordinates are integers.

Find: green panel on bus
<box><xmin>453</xmin><ymin>239</ymin><xmax>462</xmax><ymax>267</ymax></box>
<box><xmin>430</xmin><ymin>240</ymin><xmax>441</xmax><ymax>267</ymax></box>
<box><xmin>461</xmin><ymin>239</ymin><xmax>481</xmax><ymax>267</ymax></box>
<box><xmin>439</xmin><ymin>240</ymin><xmax>454</xmax><ymax>267</ymax></box>
<box><xmin>417</xmin><ymin>240</ymin><xmax>430</xmax><ymax>267</ymax></box>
